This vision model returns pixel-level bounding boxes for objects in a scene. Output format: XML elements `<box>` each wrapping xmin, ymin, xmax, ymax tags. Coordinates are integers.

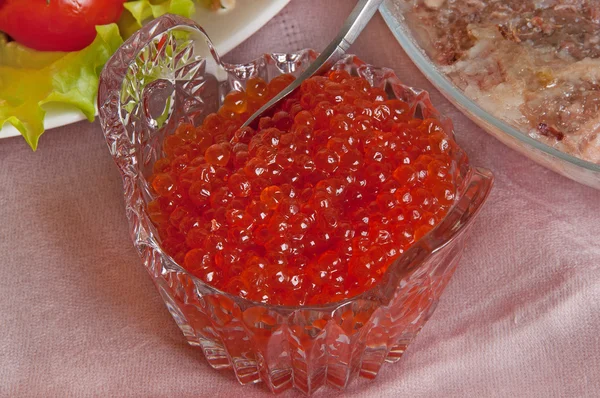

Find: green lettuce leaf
<box><xmin>0</xmin><ymin>24</ymin><xmax>123</xmax><ymax>150</ymax></box>
<box><xmin>123</xmin><ymin>0</ymin><xmax>196</xmax><ymax>27</ymax></box>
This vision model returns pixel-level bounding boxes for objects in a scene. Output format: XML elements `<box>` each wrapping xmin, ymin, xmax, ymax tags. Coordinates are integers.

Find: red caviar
<box><xmin>148</xmin><ymin>70</ymin><xmax>461</xmax><ymax>306</ymax></box>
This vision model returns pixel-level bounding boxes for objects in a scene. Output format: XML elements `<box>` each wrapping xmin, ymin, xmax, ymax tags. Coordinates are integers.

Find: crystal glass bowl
<box><xmin>380</xmin><ymin>1</ymin><xmax>600</xmax><ymax>190</ymax></box>
<box><xmin>98</xmin><ymin>15</ymin><xmax>493</xmax><ymax>395</ymax></box>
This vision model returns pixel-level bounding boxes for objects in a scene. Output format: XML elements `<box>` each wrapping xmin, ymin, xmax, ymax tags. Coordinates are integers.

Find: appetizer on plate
<box><xmin>0</xmin><ymin>0</ymin><xmax>234</xmax><ymax>149</ymax></box>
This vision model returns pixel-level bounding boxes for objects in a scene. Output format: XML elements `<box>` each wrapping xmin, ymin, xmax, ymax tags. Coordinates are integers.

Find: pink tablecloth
<box><xmin>1</xmin><ymin>1</ymin><xmax>599</xmax><ymax>396</ymax></box>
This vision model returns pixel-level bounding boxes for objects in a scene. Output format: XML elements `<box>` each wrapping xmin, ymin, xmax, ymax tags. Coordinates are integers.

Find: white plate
<box><xmin>0</xmin><ymin>0</ymin><xmax>290</xmax><ymax>140</ymax></box>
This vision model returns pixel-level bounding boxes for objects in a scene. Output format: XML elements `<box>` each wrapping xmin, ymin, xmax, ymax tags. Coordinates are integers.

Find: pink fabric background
<box><xmin>1</xmin><ymin>1</ymin><xmax>599</xmax><ymax>396</ymax></box>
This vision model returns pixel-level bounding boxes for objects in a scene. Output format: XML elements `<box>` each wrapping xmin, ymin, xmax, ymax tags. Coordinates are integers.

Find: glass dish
<box><xmin>380</xmin><ymin>1</ymin><xmax>600</xmax><ymax>190</ymax></box>
<box><xmin>97</xmin><ymin>15</ymin><xmax>493</xmax><ymax>395</ymax></box>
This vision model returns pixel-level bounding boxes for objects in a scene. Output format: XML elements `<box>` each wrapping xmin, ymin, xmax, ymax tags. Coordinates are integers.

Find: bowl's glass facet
<box><xmin>98</xmin><ymin>15</ymin><xmax>493</xmax><ymax>395</ymax></box>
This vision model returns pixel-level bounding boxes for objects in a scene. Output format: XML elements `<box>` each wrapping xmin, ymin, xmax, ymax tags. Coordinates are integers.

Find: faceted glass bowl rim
<box><xmin>98</xmin><ymin>15</ymin><xmax>494</xmax><ymax>313</ymax></box>
<box><xmin>379</xmin><ymin>5</ymin><xmax>600</xmax><ymax>176</ymax></box>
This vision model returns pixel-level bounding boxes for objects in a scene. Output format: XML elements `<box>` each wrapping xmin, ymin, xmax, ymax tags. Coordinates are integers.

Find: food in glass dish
<box><xmin>98</xmin><ymin>16</ymin><xmax>493</xmax><ymax>393</ymax></box>
<box><xmin>148</xmin><ymin>70</ymin><xmax>462</xmax><ymax>306</ymax></box>
<box><xmin>397</xmin><ymin>0</ymin><xmax>600</xmax><ymax>164</ymax></box>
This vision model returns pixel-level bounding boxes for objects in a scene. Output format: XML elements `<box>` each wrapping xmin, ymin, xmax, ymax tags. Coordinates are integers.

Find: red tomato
<box><xmin>0</xmin><ymin>0</ymin><xmax>126</xmax><ymax>52</ymax></box>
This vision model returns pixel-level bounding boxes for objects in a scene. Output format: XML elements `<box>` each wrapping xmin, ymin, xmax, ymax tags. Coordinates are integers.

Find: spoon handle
<box><xmin>241</xmin><ymin>0</ymin><xmax>384</xmax><ymax>128</ymax></box>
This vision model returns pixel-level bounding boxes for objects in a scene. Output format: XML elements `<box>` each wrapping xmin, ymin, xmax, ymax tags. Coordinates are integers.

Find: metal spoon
<box><xmin>241</xmin><ymin>0</ymin><xmax>384</xmax><ymax>128</ymax></box>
